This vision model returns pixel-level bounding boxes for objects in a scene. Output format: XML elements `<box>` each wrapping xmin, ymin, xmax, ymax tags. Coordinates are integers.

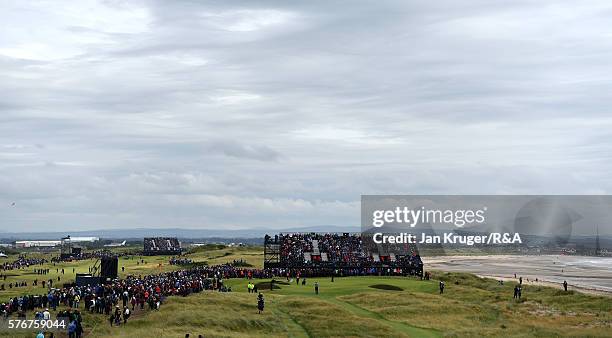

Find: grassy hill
<box><xmin>1</xmin><ymin>246</ymin><xmax>610</xmax><ymax>337</ymax></box>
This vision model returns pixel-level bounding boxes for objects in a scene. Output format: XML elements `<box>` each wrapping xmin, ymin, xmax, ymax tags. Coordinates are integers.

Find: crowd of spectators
<box><xmin>0</xmin><ymin>263</ymin><xmax>285</xmax><ymax>321</ymax></box>
<box><xmin>169</xmin><ymin>257</ymin><xmax>193</xmax><ymax>265</ymax></box>
<box><xmin>279</xmin><ymin>234</ymin><xmax>313</xmax><ymax>266</ymax></box>
<box><xmin>317</xmin><ymin>233</ymin><xmax>370</xmax><ymax>263</ymax></box>
<box><xmin>51</xmin><ymin>250</ymin><xmax>129</xmax><ymax>263</ymax></box>
<box><xmin>1</xmin><ymin>256</ymin><xmax>48</xmax><ymax>271</ymax></box>
<box><xmin>277</xmin><ymin>233</ymin><xmax>422</xmax><ymax>275</ymax></box>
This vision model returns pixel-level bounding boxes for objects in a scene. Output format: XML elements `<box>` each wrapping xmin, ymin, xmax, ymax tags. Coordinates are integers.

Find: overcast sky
<box><xmin>1</xmin><ymin>0</ymin><xmax>612</xmax><ymax>232</ymax></box>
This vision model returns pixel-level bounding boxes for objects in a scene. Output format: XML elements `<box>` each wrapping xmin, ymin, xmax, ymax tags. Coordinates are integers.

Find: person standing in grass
<box><xmin>257</xmin><ymin>293</ymin><xmax>265</xmax><ymax>314</ymax></box>
<box><xmin>563</xmin><ymin>280</ymin><xmax>568</xmax><ymax>292</ymax></box>
<box><xmin>122</xmin><ymin>290</ymin><xmax>129</xmax><ymax>307</ymax></box>
<box><xmin>439</xmin><ymin>281</ymin><xmax>445</xmax><ymax>294</ymax></box>
<box><xmin>68</xmin><ymin>319</ymin><xmax>77</xmax><ymax>338</ymax></box>
<box><xmin>75</xmin><ymin>319</ymin><xmax>83</xmax><ymax>338</ymax></box>
<box><xmin>314</xmin><ymin>282</ymin><xmax>319</xmax><ymax>295</ymax></box>
<box><xmin>114</xmin><ymin>306</ymin><xmax>121</xmax><ymax>326</ymax></box>
<box><xmin>123</xmin><ymin>306</ymin><xmax>130</xmax><ymax>324</ymax></box>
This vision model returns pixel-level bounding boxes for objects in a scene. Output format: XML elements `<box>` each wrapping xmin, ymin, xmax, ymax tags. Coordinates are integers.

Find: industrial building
<box><xmin>14</xmin><ymin>237</ymin><xmax>99</xmax><ymax>248</ymax></box>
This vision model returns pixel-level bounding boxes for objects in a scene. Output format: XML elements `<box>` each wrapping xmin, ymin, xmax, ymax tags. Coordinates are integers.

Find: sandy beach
<box><xmin>423</xmin><ymin>255</ymin><xmax>612</xmax><ymax>296</ymax></box>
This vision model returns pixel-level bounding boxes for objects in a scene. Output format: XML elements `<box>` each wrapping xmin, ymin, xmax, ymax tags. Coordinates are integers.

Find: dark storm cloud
<box><xmin>0</xmin><ymin>0</ymin><xmax>611</xmax><ymax>233</ymax></box>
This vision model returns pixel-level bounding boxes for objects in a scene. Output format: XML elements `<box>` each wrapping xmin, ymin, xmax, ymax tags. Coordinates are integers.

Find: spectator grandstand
<box><xmin>265</xmin><ymin>233</ymin><xmax>423</xmax><ymax>276</ymax></box>
<box><xmin>143</xmin><ymin>237</ymin><xmax>182</xmax><ymax>256</ymax></box>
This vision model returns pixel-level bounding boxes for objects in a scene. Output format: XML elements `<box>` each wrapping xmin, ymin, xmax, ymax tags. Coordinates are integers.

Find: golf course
<box><xmin>1</xmin><ymin>246</ymin><xmax>611</xmax><ymax>337</ymax></box>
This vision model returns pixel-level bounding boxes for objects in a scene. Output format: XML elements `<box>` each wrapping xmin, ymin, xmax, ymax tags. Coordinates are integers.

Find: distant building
<box><xmin>15</xmin><ymin>240</ymin><xmax>61</xmax><ymax>248</ymax></box>
<box><xmin>14</xmin><ymin>236</ymin><xmax>99</xmax><ymax>248</ymax></box>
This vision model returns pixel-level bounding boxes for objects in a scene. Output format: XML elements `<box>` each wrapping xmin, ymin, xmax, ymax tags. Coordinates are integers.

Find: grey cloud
<box><xmin>0</xmin><ymin>0</ymin><xmax>611</xmax><ymax>232</ymax></box>
<box><xmin>207</xmin><ymin>141</ymin><xmax>281</xmax><ymax>162</ymax></box>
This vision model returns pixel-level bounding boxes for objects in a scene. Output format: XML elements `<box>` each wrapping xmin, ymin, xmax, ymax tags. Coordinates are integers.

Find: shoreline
<box><xmin>423</xmin><ymin>254</ymin><xmax>612</xmax><ymax>296</ymax></box>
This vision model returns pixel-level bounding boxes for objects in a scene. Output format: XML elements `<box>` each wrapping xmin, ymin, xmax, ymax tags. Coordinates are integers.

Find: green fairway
<box><xmin>1</xmin><ymin>247</ymin><xmax>611</xmax><ymax>337</ymax></box>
